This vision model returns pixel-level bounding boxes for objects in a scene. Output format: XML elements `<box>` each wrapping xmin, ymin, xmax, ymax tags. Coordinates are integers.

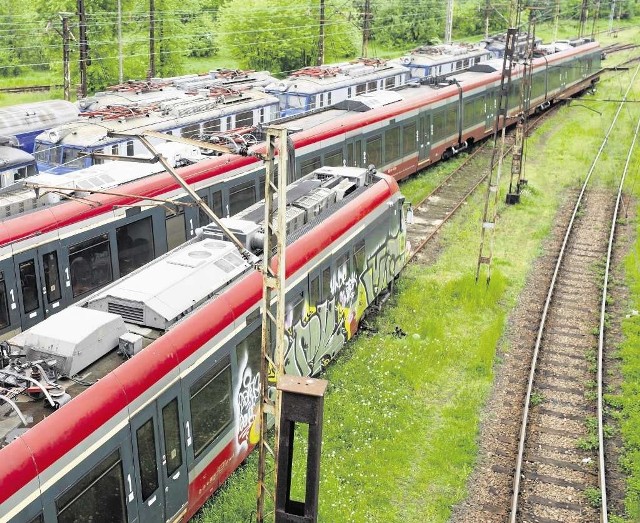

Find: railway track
<box><xmin>451</xmin><ymin>62</ymin><xmax>640</xmax><ymax>523</ymax></box>
<box><xmin>0</xmin><ymin>84</ymin><xmax>63</xmax><ymax>94</ymax></box>
<box><xmin>406</xmin><ymin>106</ymin><xmax>560</xmax><ymax>264</ymax></box>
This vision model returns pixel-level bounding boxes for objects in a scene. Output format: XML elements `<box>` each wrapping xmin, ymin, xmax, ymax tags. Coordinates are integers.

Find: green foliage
<box><xmin>584</xmin><ymin>487</ymin><xmax>602</xmax><ymax>508</ymax></box>
<box><xmin>215</xmin><ymin>0</ymin><xmax>357</xmax><ymax>74</ymax></box>
<box><xmin>369</xmin><ymin>0</ymin><xmax>443</xmax><ymax>49</ymax></box>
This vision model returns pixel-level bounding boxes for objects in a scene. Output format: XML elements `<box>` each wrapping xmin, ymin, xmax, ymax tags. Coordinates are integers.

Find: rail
<box><xmin>509</xmin><ymin>61</ymin><xmax>640</xmax><ymax>523</ymax></box>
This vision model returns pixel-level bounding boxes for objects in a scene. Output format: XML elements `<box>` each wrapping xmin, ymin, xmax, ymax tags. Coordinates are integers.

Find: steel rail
<box><xmin>597</xmin><ymin>107</ymin><xmax>640</xmax><ymax>523</ymax></box>
<box><xmin>509</xmin><ymin>60</ymin><xmax>640</xmax><ymax>523</ymax></box>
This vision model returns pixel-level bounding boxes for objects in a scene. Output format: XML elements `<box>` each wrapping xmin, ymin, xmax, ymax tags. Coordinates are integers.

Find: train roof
<box><xmin>37</xmin><ymin>89</ymin><xmax>279</xmax><ymax>148</ymax></box>
<box><xmin>0</xmin><ymin>146</ymin><xmax>35</xmax><ymax>168</ymax></box>
<box><xmin>77</xmin><ymin>70</ymin><xmax>277</xmax><ymax>111</ymax></box>
<box><xmin>0</xmin><ymin>165</ymin><xmax>397</xmax><ymax>447</ymax></box>
<box><xmin>398</xmin><ymin>43</ymin><xmax>491</xmax><ymax>66</ymax></box>
<box><xmin>265</xmin><ymin>60</ymin><xmax>409</xmax><ymax>95</ymax></box>
<box><xmin>0</xmin><ymin>100</ymin><xmax>78</xmax><ymax>138</ymax></box>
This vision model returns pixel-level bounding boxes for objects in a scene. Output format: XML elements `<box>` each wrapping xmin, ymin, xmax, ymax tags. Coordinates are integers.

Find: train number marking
<box><xmin>172</xmin><ymin>470</ymin><xmax>180</xmax><ymax>480</ymax></box>
<box><xmin>9</xmin><ymin>289</ymin><xmax>15</xmax><ymax>310</ymax></box>
<box><xmin>127</xmin><ymin>474</ymin><xmax>134</xmax><ymax>502</ymax></box>
<box><xmin>185</xmin><ymin>421</ymin><xmax>192</xmax><ymax>447</ymax></box>
<box><xmin>148</xmin><ymin>494</ymin><xmax>156</xmax><ymax>506</ymax></box>
<box><xmin>64</xmin><ymin>267</ymin><xmax>71</xmax><ymax>287</ymax></box>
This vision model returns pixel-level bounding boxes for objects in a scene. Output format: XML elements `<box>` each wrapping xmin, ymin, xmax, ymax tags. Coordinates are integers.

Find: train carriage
<box><xmin>0</xmin><ymin>165</ymin><xmax>408</xmax><ymax>523</ymax></box>
<box><xmin>0</xmin><ymin>40</ymin><xmax>602</xmax><ymax>341</ymax></box>
<box><xmin>0</xmin><ymin>101</ymin><xmax>78</xmax><ymax>154</ymax></box>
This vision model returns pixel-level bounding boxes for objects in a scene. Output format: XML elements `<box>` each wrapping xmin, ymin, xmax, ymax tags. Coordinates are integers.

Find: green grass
<box><xmin>194</xmin><ymin>55</ymin><xmax>640</xmax><ymax>523</ymax></box>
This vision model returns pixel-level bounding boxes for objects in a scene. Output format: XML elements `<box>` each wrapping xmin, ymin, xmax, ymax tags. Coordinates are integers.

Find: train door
<box><xmin>0</xmin><ymin>258</ymin><xmax>19</xmax><ymax>336</ymax></box>
<box><xmin>485</xmin><ymin>90</ymin><xmax>496</xmax><ymax>132</ymax></box>
<box><xmin>131</xmin><ymin>403</ymin><xmax>165</xmax><ymax>523</ymax></box>
<box><xmin>38</xmin><ymin>246</ymin><xmax>70</xmax><ymax>318</ymax></box>
<box><xmin>13</xmin><ymin>250</ymin><xmax>45</xmax><ymax>330</ymax></box>
<box><xmin>157</xmin><ymin>387</ymin><xmax>189</xmax><ymax>521</ymax></box>
<box><xmin>418</xmin><ymin>113</ymin><xmax>431</xmax><ymax>163</ymax></box>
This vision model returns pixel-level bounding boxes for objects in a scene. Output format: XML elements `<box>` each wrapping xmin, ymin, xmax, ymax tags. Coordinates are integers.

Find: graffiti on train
<box><xmin>284</xmin><ymin>231</ymin><xmax>405</xmax><ymax>377</ymax></box>
<box><xmin>234</xmin><ymin>348</ymin><xmax>261</xmax><ymax>449</ymax></box>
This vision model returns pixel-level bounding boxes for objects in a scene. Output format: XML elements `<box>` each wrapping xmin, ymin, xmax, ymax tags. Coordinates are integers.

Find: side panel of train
<box><xmin>0</xmin><ymin>46</ymin><xmax>601</xmax><ymax>340</ymax></box>
<box><xmin>1</xmin><ymin>184</ymin><xmax>406</xmax><ymax>523</ymax></box>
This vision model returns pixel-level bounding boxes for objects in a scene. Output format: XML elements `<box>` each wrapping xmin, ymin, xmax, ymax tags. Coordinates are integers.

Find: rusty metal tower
<box><xmin>476</xmin><ymin>27</ymin><xmax>518</xmax><ymax>283</ymax></box>
<box><xmin>256</xmin><ymin>126</ymin><xmax>289</xmax><ymax>523</ymax></box>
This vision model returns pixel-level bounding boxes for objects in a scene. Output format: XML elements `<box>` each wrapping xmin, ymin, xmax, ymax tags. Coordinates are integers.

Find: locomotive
<box><xmin>0</xmin><ymin>165</ymin><xmax>408</xmax><ymax>522</ymax></box>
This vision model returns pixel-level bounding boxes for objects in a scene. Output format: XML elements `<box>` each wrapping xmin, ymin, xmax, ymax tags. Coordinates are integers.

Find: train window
<box><xmin>336</xmin><ymin>252</ymin><xmax>349</xmax><ymax>276</ymax></box>
<box><xmin>403</xmin><ymin>122</ymin><xmax>416</xmax><ymax>155</ymax></box>
<box><xmin>33</xmin><ymin>142</ymin><xmax>50</xmax><ymax>165</ymax></box>
<box><xmin>322</xmin><ymin>266</ymin><xmax>331</xmax><ymax>300</ymax></box>
<box><xmin>327</xmin><ymin>91</ymin><xmax>332</xmax><ymax>105</ymax></box>
<box><xmin>229</xmin><ymin>180</ymin><xmax>256</xmax><ymax>216</ymax></box>
<box><xmin>56</xmin><ymin>449</ymin><xmax>127</xmax><ymax>523</ymax></box>
<box><xmin>190</xmin><ymin>358</ymin><xmax>232</xmax><ymax>458</ymax></box>
<box><xmin>367</xmin><ymin>81</ymin><xmax>377</xmax><ymax>92</ymax></box>
<box><xmin>301</xmin><ymin>156</ymin><xmax>321</xmax><ymax>177</ymax></box>
<box><xmin>42</xmin><ymin>251</ymin><xmax>61</xmax><ymax>304</ymax></box>
<box><xmin>346</xmin><ymin>143</ymin><xmax>354</xmax><ymax>167</ymax></box>
<box><xmin>69</xmin><ymin>234</ymin><xmax>113</xmax><ymax>298</ymax></box>
<box><xmin>290</xmin><ymin>292</ymin><xmax>304</xmax><ymax>326</ymax></box>
<box><xmin>111</xmin><ymin>144</ymin><xmax>119</xmax><ymax>155</ymax></box>
<box><xmin>385</xmin><ymin>76</ymin><xmax>395</xmax><ymax>89</ymax></box>
<box><xmin>117</xmin><ymin>217</ymin><xmax>154</xmax><ymax>276</ymax></box>
<box><xmin>366</xmin><ymin>136</ymin><xmax>382</xmax><ymax>168</ymax></box>
<box><xmin>258</xmin><ymin>176</ymin><xmax>266</xmax><ymax>200</ymax></box>
<box><xmin>203</xmin><ymin>119</ymin><xmax>221</xmax><ymax>135</ymax></box>
<box><xmin>211</xmin><ymin>190</ymin><xmax>223</xmax><ymax>217</ymax></box>
<box><xmin>354</xmin><ymin>240</ymin><xmax>365</xmax><ymax>274</ymax></box>
<box><xmin>432</xmin><ymin>110</ymin><xmax>446</xmax><ymax>141</ymax></box>
<box><xmin>310</xmin><ymin>276</ymin><xmax>320</xmax><ymax>306</ymax></box>
<box><xmin>93</xmin><ymin>148</ymin><xmax>104</xmax><ymax>165</ymax></box>
<box><xmin>61</xmin><ymin>148</ymin><xmax>85</xmax><ymax>169</ymax></box>
<box><xmin>259</xmin><ymin>107</ymin><xmax>265</xmax><ymax>123</ymax></box>
<box><xmin>199</xmin><ymin>194</ymin><xmax>211</xmax><ymax>226</ymax></box>
<box><xmin>162</xmin><ymin>399</ymin><xmax>183</xmax><ymax>476</ymax></box>
<box><xmin>236</xmin><ymin>110</ymin><xmax>254</xmax><ymax>128</ymax></box>
<box><xmin>127</xmin><ymin>141</ymin><xmax>134</xmax><ymax>156</ymax></box>
<box><xmin>136</xmin><ymin>418</ymin><xmax>159</xmax><ymax>502</ymax></box>
<box><xmin>182</xmin><ymin>123</ymin><xmax>201</xmax><ymax>139</ymax></box>
<box><xmin>356</xmin><ymin>83</ymin><xmax>366</xmax><ymax>96</ymax></box>
<box><xmin>456</xmin><ymin>60</ymin><xmax>463</xmax><ymax>71</ymax></box>
<box><xmin>385</xmin><ymin>127</ymin><xmax>401</xmax><ymax>162</ymax></box>
<box><xmin>19</xmin><ymin>260</ymin><xmax>39</xmax><ymax>314</ymax></box>
<box><xmin>324</xmin><ymin>149</ymin><xmax>343</xmax><ymax>167</ymax></box>
<box><xmin>355</xmin><ymin>141</ymin><xmax>362</xmax><ymax>167</ymax></box>
<box><xmin>0</xmin><ymin>272</ymin><xmax>9</xmax><ymax>330</ymax></box>
<box><xmin>166</xmin><ymin>211</ymin><xmax>187</xmax><ymax>251</ymax></box>
<box><xmin>319</xmin><ymin>94</ymin><xmax>324</xmax><ymax>108</ymax></box>
<box><xmin>347</xmin><ymin>87</ymin><xmax>352</xmax><ymax>99</ymax></box>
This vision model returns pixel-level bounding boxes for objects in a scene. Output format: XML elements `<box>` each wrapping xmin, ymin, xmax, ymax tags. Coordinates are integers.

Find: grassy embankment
<box><xmin>194</xmin><ymin>33</ymin><xmax>640</xmax><ymax>523</ymax></box>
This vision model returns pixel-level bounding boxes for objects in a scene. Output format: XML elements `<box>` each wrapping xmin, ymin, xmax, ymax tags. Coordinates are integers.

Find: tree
<box><xmin>215</xmin><ymin>0</ymin><xmax>358</xmax><ymax>74</ymax></box>
<box><xmin>369</xmin><ymin>0</ymin><xmax>445</xmax><ymax>49</ymax></box>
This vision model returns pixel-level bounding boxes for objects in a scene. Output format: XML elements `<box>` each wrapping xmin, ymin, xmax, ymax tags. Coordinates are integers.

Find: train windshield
<box><xmin>286</xmin><ymin>94</ymin><xmax>309</xmax><ymax>110</ymax></box>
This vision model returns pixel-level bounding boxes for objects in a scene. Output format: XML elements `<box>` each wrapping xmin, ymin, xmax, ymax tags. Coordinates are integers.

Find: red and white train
<box><xmin>0</xmin><ymin>40</ymin><xmax>601</xmax><ymax>341</ymax></box>
<box><xmin>0</xmin><ymin>165</ymin><xmax>408</xmax><ymax>522</ymax></box>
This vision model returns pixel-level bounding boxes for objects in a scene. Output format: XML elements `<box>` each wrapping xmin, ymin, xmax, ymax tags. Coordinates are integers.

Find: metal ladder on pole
<box><xmin>476</xmin><ymin>27</ymin><xmax>518</xmax><ymax>284</ymax></box>
<box><xmin>257</xmin><ymin>126</ymin><xmax>289</xmax><ymax>523</ymax></box>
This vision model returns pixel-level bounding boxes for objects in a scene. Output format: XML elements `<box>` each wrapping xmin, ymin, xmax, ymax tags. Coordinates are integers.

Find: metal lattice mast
<box><xmin>257</xmin><ymin>126</ymin><xmax>288</xmax><ymax>523</ymax></box>
<box><xmin>445</xmin><ymin>0</ymin><xmax>454</xmax><ymax>44</ymax></box>
<box><xmin>476</xmin><ymin>28</ymin><xmax>518</xmax><ymax>284</ymax></box>
<box><xmin>553</xmin><ymin>0</ymin><xmax>560</xmax><ymax>42</ymax></box>
<box><xmin>506</xmin><ymin>14</ymin><xmax>535</xmax><ymax>204</ymax></box>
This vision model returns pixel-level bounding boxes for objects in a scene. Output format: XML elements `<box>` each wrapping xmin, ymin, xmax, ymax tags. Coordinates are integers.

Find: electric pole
<box><xmin>553</xmin><ymin>0</ymin><xmax>560</xmax><ymax>41</ymax></box>
<box><xmin>58</xmin><ymin>14</ymin><xmax>72</xmax><ymax>101</ymax></box>
<box><xmin>317</xmin><ymin>0</ymin><xmax>325</xmax><ymax>66</ymax></box>
<box><xmin>118</xmin><ymin>0</ymin><xmax>123</xmax><ymax>83</ymax></box>
<box><xmin>579</xmin><ymin>0</ymin><xmax>589</xmax><ymax>38</ymax></box>
<box><xmin>484</xmin><ymin>0</ymin><xmax>490</xmax><ymax>38</ymax></box>
<box><xmin>77</xmin><ymin>0</ymin><xmax>88</xmax><ymax>97</ymax></box>
<box><xmin>362</xmin><ymin>0</ymin><xmax>370</xmax><ymax>57</ymax></box>
<box><xmin>149</xmin><ymin>0</ymin><xmax>156</xmax><ymax>78</ymax></box>
<box><xmin>445</xmin><ymin>0</ymin><xmax>454</xmax><ymax>43</ymax></box>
